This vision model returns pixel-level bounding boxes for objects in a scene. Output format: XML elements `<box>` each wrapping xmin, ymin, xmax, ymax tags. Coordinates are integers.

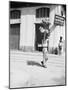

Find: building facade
<box><xmin>10</xmin><ymin>4</ymin><xmax>66</xmax><ymax>54</ymax></box>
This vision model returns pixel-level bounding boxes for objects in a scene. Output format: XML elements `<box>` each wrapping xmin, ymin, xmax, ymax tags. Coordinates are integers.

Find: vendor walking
<box><xmin>39</xmin><ymin>26</ymin><xmax>49</xmax><ymax>68</ymax></box>
<box><xmin>41</xmin><ymin>37</ymin><xmax>49</xmax><ymax>67</ymax></box>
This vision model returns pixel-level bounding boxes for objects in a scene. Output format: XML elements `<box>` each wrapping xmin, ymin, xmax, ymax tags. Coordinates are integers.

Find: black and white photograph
<box><xmin>9</xmin><ymin>1</ymin><xmax>66</xmax><ymax>89</ymax></box>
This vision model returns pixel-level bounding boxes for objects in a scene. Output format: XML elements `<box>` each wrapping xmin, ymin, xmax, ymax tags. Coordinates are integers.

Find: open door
<box><xmin>9</xmin><ymin>24</ymin><xmax>20</xmax><ymax>50</ymax></box>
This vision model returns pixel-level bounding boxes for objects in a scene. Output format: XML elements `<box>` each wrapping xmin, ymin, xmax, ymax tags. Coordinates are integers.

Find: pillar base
<box><xmin>20</xmin><ymin>46</ymin><xmax>35</xmax><ymax>52</ymax></box>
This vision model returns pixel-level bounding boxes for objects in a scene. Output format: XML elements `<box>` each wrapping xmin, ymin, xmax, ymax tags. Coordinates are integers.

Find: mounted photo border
<box><xmin>9</xmin><ymin>0</ymin><xmax>67</xmax><ymax>89</ymax></box>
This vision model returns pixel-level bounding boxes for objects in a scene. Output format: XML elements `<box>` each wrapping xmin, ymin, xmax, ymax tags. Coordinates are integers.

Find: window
<box><xmin>10</xmin><ymin>10</ymin><xmax>21</xmax><ymax>19</ymax></box>
<box><xmin>36</xmin><ymin>7</ymin><xmax>50</xmax><ymax>18</ymax></box>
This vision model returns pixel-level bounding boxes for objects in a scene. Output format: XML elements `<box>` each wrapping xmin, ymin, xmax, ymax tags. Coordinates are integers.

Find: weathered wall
<box><xmin>49</xmin><ymin>5</ymin><xmax>65</xmax><ymax>53</ymax></box>
<box><xmin>49</xmin><ymin>5</ymin><xmax>61</xmax><ymax>48</ymax></box>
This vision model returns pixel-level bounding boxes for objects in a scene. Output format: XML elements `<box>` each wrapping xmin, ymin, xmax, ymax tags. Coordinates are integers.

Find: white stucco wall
<box><xmin>20</xmin><ymin>7</ymin><xmax>36</xmax><ymax>50</ymax></box>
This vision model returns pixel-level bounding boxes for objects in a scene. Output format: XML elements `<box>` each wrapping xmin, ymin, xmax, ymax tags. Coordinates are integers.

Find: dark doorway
<box><xmin>9</xmin><ymin>24</ymin><xmax>20</xmax><ymax>50</ymax></box>
<box><xmin>35</xmin><ymin>24</ymin><xmax>44</xmax><ymax>52</ymax></box>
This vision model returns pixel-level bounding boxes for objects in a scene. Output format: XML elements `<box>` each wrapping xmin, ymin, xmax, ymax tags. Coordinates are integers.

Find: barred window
<box><xmin>10</xmin><ymin>10</ymin><xmax>21</xmax><ymax>19</ymax></box>
<box><xmin>36</xmin><ymin>7</ymin><xmax>50</xmax><ymax>18</ymax></box>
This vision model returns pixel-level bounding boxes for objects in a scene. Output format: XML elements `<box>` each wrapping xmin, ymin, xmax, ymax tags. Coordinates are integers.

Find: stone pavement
<box><xmin>10</xmin><ymin>50</ymin><xmax>65</xmax><ymax>88</ymax></box>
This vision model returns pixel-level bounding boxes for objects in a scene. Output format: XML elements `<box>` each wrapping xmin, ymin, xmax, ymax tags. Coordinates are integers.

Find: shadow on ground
<box><xmin>27</xmin><ymin>61</ymin><xmax>42</xmax><ymax>67</ymax></box>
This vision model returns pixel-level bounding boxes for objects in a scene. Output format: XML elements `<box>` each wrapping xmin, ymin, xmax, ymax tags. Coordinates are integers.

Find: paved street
<box><xmin>10</xmin><ymin>50</ymin><xmax>65</xmax><ymax>88</ymax></box>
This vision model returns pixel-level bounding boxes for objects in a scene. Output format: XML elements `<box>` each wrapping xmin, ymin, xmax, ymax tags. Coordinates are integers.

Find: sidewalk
<box><xmin>10</xmin><ymin>50</ymin><xmax>65</xmax><ymax>88</ymax></box>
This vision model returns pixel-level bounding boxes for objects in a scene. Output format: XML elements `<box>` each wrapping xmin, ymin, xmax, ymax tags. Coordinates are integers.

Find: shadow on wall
<box><xmin>48</xmin><ymin>24</ymin><xmax>57</xmax><ymax>54</ymax></box>
<box><xmin>50</xmin><ymin>24</ymin><xmax>56</xmax><ymax>33</ymax></box>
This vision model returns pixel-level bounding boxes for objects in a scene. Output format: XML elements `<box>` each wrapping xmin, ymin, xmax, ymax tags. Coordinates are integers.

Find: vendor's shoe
<box><xmin>41</xmin><ymin>61</ymin><xmax>43</xmax><ymax>65</ymax></box>
<box><xmin>41</xmin><ymin>61</ymin><xmax>47</xmax><ymax>68</ymax></box>
<box><xmin>44</xmin><ymin>65</ymin><xmax>47</xmax><ymax>68</ymax></box>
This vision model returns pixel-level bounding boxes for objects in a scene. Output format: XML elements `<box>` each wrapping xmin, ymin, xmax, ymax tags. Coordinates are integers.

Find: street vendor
<box><xmin>41</xmin><ymin>38</ymin><xmax>49</xmax><ymax>67</ymax></box>
<box><xmin>39</xmin><ymin>26</ymin><xmax>49</xmax><ymax>67</ymax></box>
